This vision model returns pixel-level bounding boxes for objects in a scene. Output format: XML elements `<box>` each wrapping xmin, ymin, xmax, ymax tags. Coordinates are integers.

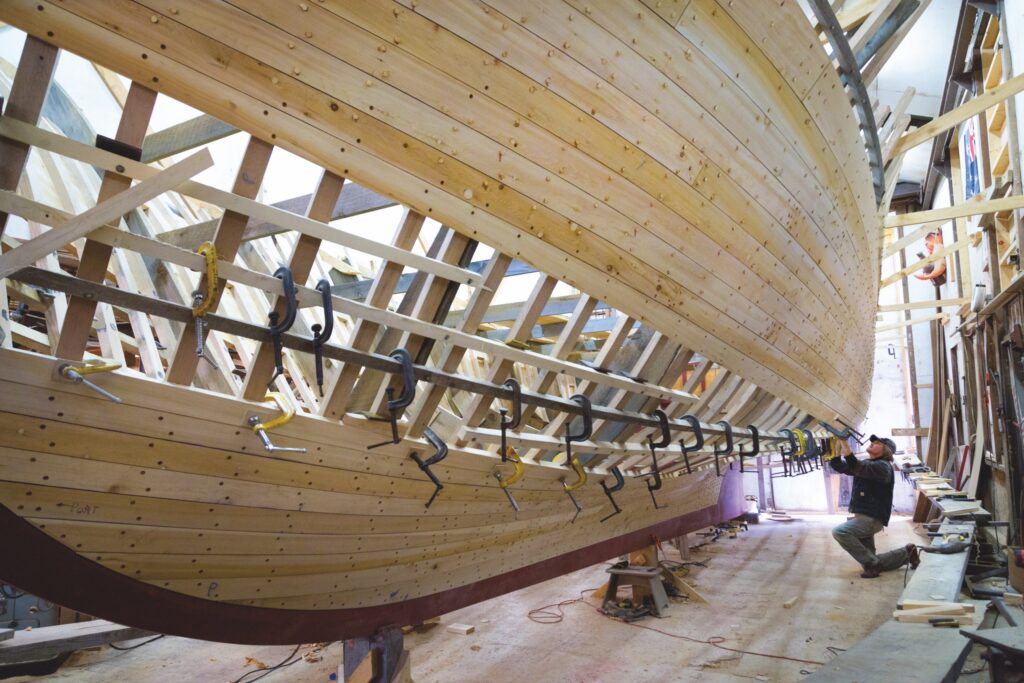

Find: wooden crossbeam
<box><xmin>0</xmin><ymin>116</ymin><xmax>481</xmax><ymax>287</ymax></box>
<box><xmin>50</xmin><ymin>83</ymin><xmax>158</xmax><ymax>361</ymax></box>
<box><xmin>403</xmin><ymin>253</ymin><xmax>513</xmax><ymax>438</ymax></box>
<box><xmin>0</xmin><ymin>149</ymin><xmax>211</xmax><ymax>279</ymax></box>
<box><xmin>140</xmin><ymin>113</ymin><xmax>236</xmax><ymax>163</ymax></box>
<box><xmin>890</xmin><ymin>73</ymin><xmax>1024</xmax><ymax>157</ymax></box>
<box><xmin>239</xmin><ymin>170</ymin><xmax>345</xmax><ymax>401</ymax></box>
<box><xmin>877</xmin><ymin>298</ymin><xmax>968</xmax><ymax>312</ymax></box>
<box><xmin>0</xmin><ymin>35</ymin><xmax>58</xmax><ymax>237</ymax></box>
<box><xmin>884</xmin><ymin>195</ymin><xmax>1024</xmax><ymax>228</ymax></box>
<box><xmin>879</xmin><ymin>233</ymin><xmax>981</xmax><ymax>288</ymax></box>
<box><xmin>0</xmin><ymin>190</ymin><xmax>698</xmax><ymax>407</ymax></box>
<box><xmin>882</xmin><ymin>220</ymin><xmax>946</xmax><ymax>257</ymax></box>
<box><xmin>319</xmin><ymin>209</ymin><xmax>426</xmax><ymax>419</ymax></box>
<box><xmin>165</xmin><ymin>135</ymin><xmax>273</xmax><ymax>386</ymax></box>
<box><xmin>875</xmin><ymin>313</ymin><xmax>946</xmax><ymax>333</ymax></box>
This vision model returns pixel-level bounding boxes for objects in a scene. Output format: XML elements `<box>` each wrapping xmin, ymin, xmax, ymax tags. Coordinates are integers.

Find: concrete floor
<box><xmin>9</xmin><ymin>513</ymin><xmax>929</xmax><ymax>682</ymax></box>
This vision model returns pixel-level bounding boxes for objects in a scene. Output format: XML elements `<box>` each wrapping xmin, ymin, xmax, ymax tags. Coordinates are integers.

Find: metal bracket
<box><xmin>713</xmin><ymin>420</ymin><xmax>733</xmax><ymax>477</ymax></box>
<box><xmin>310</xmin><ymin>279</ymin><xmax>333</xmax><ymax>397</ymax></box>
<box><xmin>266</xmin><ymin>266</ymin><xmax>298</xmax><ymax>388</ymax></box>
<box><xmin>644</xmin><ymin>409</ymin><xmax>669</xmax><ymax>509</ymax></box>
<box><xmin>738</xmin><ymin>425</ymin><xmax>759</xmax><ymax>473</ymax></box>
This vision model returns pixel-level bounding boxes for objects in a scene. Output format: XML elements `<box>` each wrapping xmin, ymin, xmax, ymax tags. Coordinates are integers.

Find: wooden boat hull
<box><xmin>0</xmin><ymin>349</ymin><xmax>742</xmax><ymax>643</ymax></box>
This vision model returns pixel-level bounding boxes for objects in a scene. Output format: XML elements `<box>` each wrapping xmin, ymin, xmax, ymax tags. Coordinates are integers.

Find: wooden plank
<box><xmin>51</xmin><ymin>83</ymin><xmax>159</xmax><ymax>361</ymax></box>
<box><xmin>0</xmin><ymin>35</ymin><xmax>59</xmax><ymax>236</ymax></box>
<box><xmin>0</xmin><ymin>116</ymin><xmax>481</xmax><ymax>289</ymax></box>
<box><xmin>875</xmin><ymin>314</ymin><xmax>946</xmax><ymax>334</ymax></box>
<box><xmin>891</xmin><ymin>427</ymin><xmax>929</xmax><ymax>437</ymax></box>
<box><xmin>239</xmin><ymin>170</ymin><xmax>345</xmax><ymax>400</ymax></box>
<box><xmin>0</xmin><ymin>148</ymin><xmax>211</xmax><ymax>278</ymax></box>
<box><xmin>0</xmin><ymin>620</ymin><xmax>153</xmax><ymax>665</ymax></box>
<box><xmin>877</xmin><ymin>298</ymin><xmax>968</xmax><ymax>312</ymax></box>
<box><xmin>898</xmin><ymin>521</ymin><xmax>974</xmax><ymax>608</ymax></box>
<box><xmin>884</xmin><ymin>194</ymin><xmax>1024</xmax><ymax>228</ymax></box>
<box><xmin>891</xmin><ymin>72</ymin><xmax>1024</xmax><ymax>157</ymax></box>
<box><xmin>140</xmin><ymin>113</ymin><xmax>236</xmax><ymax>163</ymax></box>
<box><xmin>879</xmin><ymin>233</ymin><xmax>981</xmax><ymax>288</ymax></box>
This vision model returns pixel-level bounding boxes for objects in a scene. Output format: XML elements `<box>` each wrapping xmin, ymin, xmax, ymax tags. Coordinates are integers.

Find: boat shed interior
<box><xmin>1</xmin><ymin>1</ymin><xmax>1024</xmax><ymax>681</ymax></box>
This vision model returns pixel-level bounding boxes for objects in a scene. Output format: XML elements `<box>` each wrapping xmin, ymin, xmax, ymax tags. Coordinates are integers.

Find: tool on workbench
<box><xmin>600</xmin><ymin>467</ymin><xmax>626</xmax><ymax>523</ymax></box>
<box><xmin>559</xmin><ymin>394</ymin><xmax>592</xmax><ymax>523</ymax></box>
<box><xmin>493</xmin><ymin>446</ymin><xmax>525</xmax><ymax>516</ymax></box>
<box><xmin>409</xmin><ymin>427</ymin><xmax>448</xmax><ymax>509</ymax></box>
<box><xmin>57</xmin><ymin>359</ymin><xmax>122</xmax><ymax>403</ymax></box>
<box><xmin>266</xmin><ymin>266</ymin><xmax>298</xmax><ymax>387</ymax></box>
<box><xmin>713</xmin><ymin>420</ymin><xmax>733</xmax><ymax>477</ymax></box>
<box><xmin>498</xmin><ymin>378</ymin><xmax>522</xmax><ymax>463</ymax></box>
<box><xmin>642</xmin><ymin>409</ymin><xmax>670</xmax><ymax>509</ymax></box>
<box><xmin>310</xmin><ymin>279</ymin><xmax>333</xmax><ymax>396</ymax></box>
<box><xmin>368</xmin><ymin>348</ymin><xmax>416</xmax><ymax>449</ymax></box>
<box><xmin>248</xmin><ymin>392</ymin><xmax>307</xmax><ymax>454</ymax></box>
<box><xmin>678</xmin><ymin>414</ymin><xmax>704</xmax><ymax>475</ymax></box>
<box><xmin>190</xmin><ymin>241</ymin><xmax>219</xmax><ymax>369</ymax></box>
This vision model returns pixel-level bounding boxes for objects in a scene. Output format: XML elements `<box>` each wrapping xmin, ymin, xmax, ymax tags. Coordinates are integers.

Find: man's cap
<box><xmin>869</xmin><ymin>434</ymin><xmax>897</xmax><ymax>453</ymax></box>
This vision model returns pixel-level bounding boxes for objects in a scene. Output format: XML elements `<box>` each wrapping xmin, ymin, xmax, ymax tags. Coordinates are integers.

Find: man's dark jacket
<box><xmin>829</xmin><ymin>455</ymin><xmax>895</xmax><ymax>526</ymax></box>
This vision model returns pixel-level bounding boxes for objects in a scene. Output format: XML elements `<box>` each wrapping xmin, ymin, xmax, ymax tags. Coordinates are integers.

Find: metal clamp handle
<box><xmin>310</xmin><ymin>279</ymin><xmax>333</xmax><ymax>397</ymax></box>
<box><xmin>409</xmin><ymin>427</ymin><xmax>448</xmax><ymax>508</ymax></box>
<box><xmin>678</xmin><ymin>414</ymin><xmax>703</xmax><ymax>475</ymax></box>
<box><xmin>599</xmin><ymin>466</ymin><xmax>625</xmax><ymax>522</ymax></box>
<box><xmin>368</xmin><ymin>348</ymin><xmax>417</xmax><ymax>449</ymax></box>
<box><xmin>248</xmin><ymin>392</ymin><xmax>307</xmax><ymax>454</ymax></box>
<box><xmin>499</xmin><ymin>378</ymin><xmax>522</xmax><ymax>463</ymax></box>
<box><xmin>58</xmin><ymin>361</ymin><xmax>122</xmax><ymax>403</ymax></box>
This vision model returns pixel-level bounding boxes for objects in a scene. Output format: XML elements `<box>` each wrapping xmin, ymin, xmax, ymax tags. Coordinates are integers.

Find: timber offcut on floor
<box><xmin>7</xmin><ymin>514</ymin><xmax>925</xmax><ymax>682</ymax></box>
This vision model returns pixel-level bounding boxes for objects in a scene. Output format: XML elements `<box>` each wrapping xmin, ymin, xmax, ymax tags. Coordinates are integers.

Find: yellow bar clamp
<box><xmin>561</xmin><ymin>455</ymin><xmax>587</xmax><ymax>492</ymax></box>
<box><xmin>248</xmin><ymin>392</ymin><xmax>306</xmax><ymax>453</ymax></box>
<box><xmin>58</xmin><ymin>359</ymin><xmax>122</xmax><ymax>403</ymax></box>
<box><xmin>496</xmin><ymin>447</ymin><xmax>525</xmax><ymax>489</ymax></box>
<box><xmin>192</xmin><ymin>242</ymin><xmax>218</xmax><ymax>317</ymax></box>
<box><xmin>793</xmin><ymin>428</ymin><xmax>807</xmax><ymax>457</ymax></box>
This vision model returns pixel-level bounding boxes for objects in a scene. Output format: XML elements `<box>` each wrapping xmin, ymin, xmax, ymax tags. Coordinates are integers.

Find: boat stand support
<box><xmin>341</xmin><ymin>625</ymin><xmax>409</xmax><ymax>683</ymax></box>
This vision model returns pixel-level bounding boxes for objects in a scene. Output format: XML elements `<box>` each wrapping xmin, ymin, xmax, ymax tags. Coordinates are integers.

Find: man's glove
<box><xmin>828</xmin><ymin>457</ymin><xmax>844</xmax><ymax>472</ymax></box>
<box><xmin>844</xmin><ymin>454</ymin><xmax>858</xmax><ymax>470</ymax></box>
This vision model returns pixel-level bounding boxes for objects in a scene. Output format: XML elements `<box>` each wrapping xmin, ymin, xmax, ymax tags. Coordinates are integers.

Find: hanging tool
<box><xmin>738</xmin><ymin>425</ymin><xmax>759</xmax><ymax>473</ymax></box>
<box><xmin>368</xmin><ymin>348</ymin><xmax>416</xmax><ymax>449</ymax></box>
<box><xmin>409</xmin><ymin>427</ymin><xmax>448</xmax><ymax>509</ymax></box>
<box><xmin>248</xmin><ymin>392</ymin><xmax>307</xmax><ymax>454</ymax></box>
<box><xmin>778</xmin><ymin>429</ymin><xmax>798</xmax><ymax>478</ymax></box>
<box><xmin>713</xmin><ymin>420</ymin><xmax>733</xmax><ymax>477</ymax></box>
<box><xmin>266</xmin><ymin>266</ymin><xmax>298</xmax><ymax>388</ymax></box>
<box><xmin>190</xmin><ymin>241</ymin><xmax>219</xmax><ymax>369</ymax></box>
<box><xmin>678</xmin><ymin>414</ymin><xmax>704</xmax><ymax>475</ymax></box>
<box><xmin>600</xmin><ymin>467</ymin><xmax>626</xmax><ymax>522</ymax></box>
<box><xmin>801</xmin><ymin>429</ymin><xmax>821</xmax><ymax>469</ymax></box>
<box><xmin>498</xmin><ymin>378</ymin><xmax>522</xmax><ymax>463</ymax></box>
<box><xmin>559</xmin><ymin>394</ymin><xmax>592</xmax><ymax>522</ymax></box>
<box><xmin>310</xmin><ymin>279</ymin><xmax>333</xmax><ymax>397</ymax></box>
<box><xmin>643</xmin><ymin>409</ymin><xmax>670</xmax><ymax>509</ymax></box>
<box><xmin>57</xmin><ymin>360</ymin><xmax>122</xmax><ymax>403</ymax></box>
<box><xmin>793</xmin><ymin>428</ymin><xmax>809</xmax><ymax>474</ymax></box>
<box><xmin>835</xmin><ymin>417</ymin><xmax>866</xmax><ymax>444</ymax></box>
<box><xmin>494</xmin><ymin>445</ymin><xmax>525</xmax><ymax>516</ymax></box>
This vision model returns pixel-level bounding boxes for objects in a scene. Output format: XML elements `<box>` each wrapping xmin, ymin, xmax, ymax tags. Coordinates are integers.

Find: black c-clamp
<box><xmin>499</xmin><ymin>378</ymin><xmax>522</xmax><ymax>463</ymax></box>
<box><xmin>779</xmin><ymin>428</ymin><xmax>798</xmax><ymax>477</ymax></box>
<box><xmin>267</xmin><ymin>266</ymin><xmax>298</xmax><ymax>388</ymax></box>
<box><xmin>738</xmin><ymin>425</ymin><xmax>759</xmax><ymax>473</ymax></box>
<box><xmin>713</xmin><ymin>420</ymin><xmax>734</xmax><ymax>477</ymax></box>
<box><xmin>311</xmin><ymin>279</ymin><xmax>333</xmax><ymax>397</ymax></box>
<box><xmin>600</xmin><ymin>467</ymin><xmax>626</xmax><ymax>523</ymax></box>
<box><xmin>644</xmin><ymin>409</ymin><xmax>670</xmax><ymax>509</ymax></box>
<box><xmin>678</xmin><ymin>414</ymin><xmax>704</xmax><ymax>475</ymax></box>
<box><xmin>368</xmin><ymin>348</ymin><xmax>416</xmax><ymax>449</ymax></box>
<box><xmin>409</xmin><ymin>427</ymin><xmax>448</xmax><ymax>508</ymax></box>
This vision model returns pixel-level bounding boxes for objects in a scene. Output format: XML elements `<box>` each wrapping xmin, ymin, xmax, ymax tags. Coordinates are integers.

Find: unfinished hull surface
<box><xmin>0</xmin><ymin>0</ymin><xmax>878</xmax><ymax>421</ymax></box>
<box><xmin>0</xmin><ymin>348</ymin><xmax>742</xmax><ymax>643</ymax></box>
<box><xmin>0</xmin><ymin>0</ymin><xmax>879</xmax><ymax>645</ymax></box>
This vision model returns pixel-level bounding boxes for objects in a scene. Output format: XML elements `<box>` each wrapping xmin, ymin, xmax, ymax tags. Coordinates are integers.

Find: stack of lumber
<box><xmin>893</xmin><ymin>601</ymin><xmax>975</xmax><ymax>625</ymax></box>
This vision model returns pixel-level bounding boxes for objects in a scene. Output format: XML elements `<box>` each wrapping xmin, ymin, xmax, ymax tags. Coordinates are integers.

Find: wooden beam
<box><xmin>884</xmin><ymin>195</ymin><xmax>1024</xmax><ymax>228</ymax></box>
<box><xmin>239</xmin><ymin>170</ymin><xmax>345</xmax><ymax>401</ymax></box>
<box><xmin>0</xmin><ymin>116</ymin><xmax>480</xmax><ymax>287</ymax></box>
<box><xmin>879</xmin><ymin>233</ymin><xmax>981</xmax><ymax>288</ymax></box>
<box><xmin>877</xmin><ymin>298</ymin><xmax>968</xmax><ymax>312</ymax></box>
<box><xmin>875</xmin><ymin>313</ymin><xmax>946</xmax><ymax>333</ymax></box>
<box><xmin>0</xmin><ymin>620</ymin><xmax>153</xmax><ymax>665</ymax></box>
<box><xmin>165</xmin><ymin>135</ymin><xmax>273</xmax><ymax>386</ymax></box>
<box><xmin>0</xmin><ymin>35</ymin><xmax>58</xmax><ymax>236</ymax></box>
<box><xmin>140</xmin><ymin>113</ymin><xmax>236</xmax><ymax>163</ymax></box>
<box><xmin>52</xmin><ymin>82</ymin><xmax>158</xmax><ymax>361</ymax></box>
<box><xmin>890</xmin><ymin>73</ymin><xmax>1024</xmax><ymax>157</ymax></box>
<box><xmin>882</xmin><ymin>220</ymin><xmax>946</xmax><ymax>257</ymax></box>
<box><xmin>0</xmin><ymin>149</ymin><xmax>211</xmax><ymax>278</ymax></box>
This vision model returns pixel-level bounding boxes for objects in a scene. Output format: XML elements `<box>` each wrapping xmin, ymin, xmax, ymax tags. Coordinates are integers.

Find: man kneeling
<box><xmin>829</xmin><ymin>435</ymin><xmax>920</xmax><ymax>578</ymax></box>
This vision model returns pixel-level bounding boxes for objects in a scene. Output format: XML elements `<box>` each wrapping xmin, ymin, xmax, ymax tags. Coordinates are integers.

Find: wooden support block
<box><xmin>0</xmin><ymin>629</ymin><xmax>12</xmax><ymax>643</ymax></box>
<box><xmin>0</xmin><ymin>620</ymin><xmax>153</xmax><ymax>664</ymax></box>
<box><xmin>783</xmin><ymin>596</ymin><xmax>799</xmax><ymax>609</ymax></box>
<box><xmin>900</xmin><ymin>600</ymin><xmax>975</xmax><ymax>613</ymax></box>
<box><xmin>446</xmin><ymin>623</ymin><xmax>475</xmax><ymax>635</ymax></box>
<box><xmin>892</xmin><ymin>612</ymin><xmax>973</xmax><ymax>625</ymax></box>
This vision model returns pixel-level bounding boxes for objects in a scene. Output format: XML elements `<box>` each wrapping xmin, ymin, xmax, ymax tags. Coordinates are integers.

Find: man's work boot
<box><xmin>905</xmin><ymin>543</ymin><xmax>921</xmax><ymax>569</ymax></box>
<box><xmin>860</xmin><ymin>562</ymin><xmax>882</xmax><ymax>579</ymax></box>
